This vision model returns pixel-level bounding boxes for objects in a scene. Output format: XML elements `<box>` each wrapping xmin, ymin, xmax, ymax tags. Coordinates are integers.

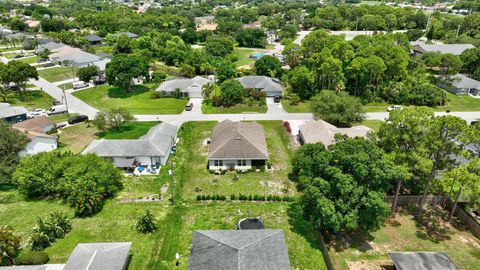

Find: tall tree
<box><xmin>0</xmin><ymin>122</ymin><xmax>29</xmax><ymax>185</ymax></box>
<box><xmin>4</xmin><ymin>61</ymin><xmax>38</xmax><ymax>95</ymax></box>
<box><xmin>254</xmin><ymin>55</ymin><xmax>282</xmax><ymax>77</ymax></box>
<box><xmin>310</xmin><ymin>90</ymin><xmax>365</xmax><ymax>127</ymax></box>
<box><xmin>105</xmin><ymin>54</ymin><xmax>148</xmax><ymax>91</ymax></box>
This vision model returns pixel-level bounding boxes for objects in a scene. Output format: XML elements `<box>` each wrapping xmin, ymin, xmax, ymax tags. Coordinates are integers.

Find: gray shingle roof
<box><xmin>411</xmin><ymin>41</ymin><xmax>475</xmax><ymax>55</ymax></box>
<box><xmin>49</xmin><ymin>46</ymin><xmax>102</xmax><ymax>66</ymax></box>
<box><xmin>299</xmin><ymin>120</ymin><xmax>371</xmax><ymax>146</ymax></box>
<box><xmin>156</xmin><ymin>76</ymin><xmax>211</xmax><ymax>95</ymax></box>
<box><xmin>35</xmin><ymin>42</ymin><xmax>67</xmax><ymax>54</ymax></box>
<box><xmin>188</xmin><ymin>230</ymin><xmax>291</xmax><ymax>270</ymax></box>
<box><xmin>82</xmin><ymin>122</ymin><xmax>177</xmax><ymax>157</ymax></box>
<box><xmin>236</xmin><ymin>76</ymin><xmax>283</xmax><ymax>94</ymax></box>
<box><xmin>0</xmin><ymin>106</ymin><xmax>28</xmax><ymax>118</ymax></box>
<box><xmin>64</xmin><ymin>242</ymin><xmax>131</xmax><ymax>270</ymax></box>
<box><xmin>447</xmin><ymin>74</ymin><xmax>480</xmax><ymax>89</ymax></box>
<box><xmin>389</xmin><ymin>252</ymin><xmax>459</xmax><ymax>270</ymax></box>
<box><xmin>112</xmin><ymin>32</ymin><xmax>138</xmax><ymax>38</ymax></box>
<box><xmin>208</xmin><ymin>120</ymin><xmax>268</xmax><ymax>160</ymax></box>
<box><xmin>85</xmin><ymin>34</ymin><xmax>103</xmax><ymax>42</ymax></box>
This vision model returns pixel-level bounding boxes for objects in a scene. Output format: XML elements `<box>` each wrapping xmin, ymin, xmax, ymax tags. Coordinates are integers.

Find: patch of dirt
<box><xmin>456</xmin><ymin>235</ymin><xmax>480</xmax><ymax>248</ymax></box>
<box><xmin>347</xmin><ymin>260</ymin><xmax>393</xmax><ymax>270</ymax></box>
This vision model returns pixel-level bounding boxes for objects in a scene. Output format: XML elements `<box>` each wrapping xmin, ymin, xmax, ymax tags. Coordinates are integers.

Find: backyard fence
<box><xmin>386</xmin><ymin>195</ymin><xmax>480</xmax><ymax>239</ymax></box>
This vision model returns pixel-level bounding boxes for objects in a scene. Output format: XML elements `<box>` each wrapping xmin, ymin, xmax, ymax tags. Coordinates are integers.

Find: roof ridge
<box><xmin>196</xmin><ymin>231</ymin><xmax>242</xmax><ymax>250</ymax></box>
<box><xmin>238</xmin><ymin>230</ymin><xmax>280</xmax><ymax>250</ymax></box>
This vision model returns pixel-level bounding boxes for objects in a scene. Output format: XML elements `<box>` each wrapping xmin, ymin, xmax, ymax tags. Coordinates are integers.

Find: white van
<box><xmin>72</xmin><ymin>81</ymin><xmax>88</xmax><ymax>90</ymax></box>
<box><xmin>48</xmin><ymin>104</ymin><xmax>68</xmax><ymax>115</ymax></box>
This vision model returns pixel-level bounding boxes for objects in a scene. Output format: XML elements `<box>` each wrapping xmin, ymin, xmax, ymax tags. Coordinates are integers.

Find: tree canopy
<box><xmin>105</xmin><ymin>54</ymin><xmax>148</xmax><ymax>91</ymax></box>
<box><xmin>0</xmin><ymin>122</ymin><xmax>29</xmax><ymax>185</ymax></box>
<box><xmin>310</xmin><ymin>90</ymin><xmax>365</xmax><ymax>127</ymax></box>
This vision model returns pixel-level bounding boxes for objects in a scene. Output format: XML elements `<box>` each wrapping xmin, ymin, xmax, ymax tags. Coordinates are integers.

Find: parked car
<box><xmin>185</xmin><ymin>101</ymin><xmax>193</xmax><ymax>111</ymax></box>
<box><xmin>93</xmin><ymin>80</ymin><xmax>106</xmax><ymax>85</ymax></box>
<box><xmin>13</xmin><ymin>54</ymin><xmax>24</xmax><ymax>59</ymax></box>
<box><xmin>68</xmin><ymin>115</ymin><xmax>88</xmax><ymax>125</ymax></box>
<box><xmin>47</xmin><ymin>105</ymin><xmax>68</xmax><ymax>115</ymax></box>
<box><xmin>52</xmin><ymin>100</ymin><xmax>62</xmax><ymax>106</ymax></box>
<box><xmin>38</xmin><ymin>59</ymin><xmax>48</xmax><ymax>63</ymax></box>
<box><xmin>54</xmin><ymin>122</ymin><xmax>67</xmax><ymax>129</ymax></box>
<box><xmin>42</xmin><ymin>62</ymin><xmax>55</xmax><ymax>68</ymax></box>
<box><xmin>387</xmin><ymin>105</ymin><xmax>403</xmax><ymax>112</ymax></box>
<box><xmin>72</xmin><ymin>81</ymin><xmax>88</xmax><ymax>89</ymax></box>
<box><xmin>28</xmin><ymin>109</ymin><xmax>47</xmax><ymax>118</ymax></box>
<box><xmin>273</xmin><ymin>95</ymin><xmax>281</xmax><ymax>103</ymax></box>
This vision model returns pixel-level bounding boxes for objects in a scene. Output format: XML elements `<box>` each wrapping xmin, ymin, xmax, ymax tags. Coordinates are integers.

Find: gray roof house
<box><xmin>156</xmin><ymin>76</ymin><xmax>212</xmax><ymax>98</ymax></box>
<box><xmin>438</xmin><ymin>74</ymin><xmax>480</xmax><ymax>96</ymax></box>
<box><xmin>236</xmin><ymin>76</ymin><xmax>283</xmax><ymax>97</ymax></box>
<box><xmin>208</xmin><ymin>120</ymin><xmax>268</xmax><ymax>170</ymax></box>
<box><xmin>35</xmin><ymin>41</ymin><xmax>67</xmax><ymax>54</ymax></box>
<box><xmin>411</xmin><ymin>41</ymin><xmax>475</xmax><ymax>56</ymax></box>
<box><xmin>83</xmin><ymin>122</ymin><xmax>177</xmax><ymax>168</ymax></box>
<box><xmin>389</xmin><ymin>252</ymin><xmax>459</xmax><ymax>270</ymax></box>
<box><xmin>63</xmin><ymin>242</ymin><xmax>131</xmax><ymax>270</ymax></box>
<box><xmin>298</xmin><ymin>120</ymin><xmax>372</xmax><ymax>146</ymax></box>
<box><xmin>0</xmin><ymin>103</ymin><xmax>28</xmax><ymax>124</ymax></box>
<box><xmin>49</xmin><ymin>46</ymin><xmax>102</xmax><ymax>67</ymax></box>
<box><xmin>85</xmin><ymin>34</ymin><xmax>103</xmax><ymax>45</ymax></box>
<box><xmin>112</xmin><ymin>32</ymin><xmax>139</xmax><ymax>39</ymax></box>
<box><xmin>188</xmin><ymin>230</ymin><xmax>290</xmax><ymax>270</ymax></box>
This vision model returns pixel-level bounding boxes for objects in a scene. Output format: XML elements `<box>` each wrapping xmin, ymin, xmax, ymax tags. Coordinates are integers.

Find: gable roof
<box><xmin>156</xmin><ymin>76</ymin><xmax>211</xmax><ymax>94</ymax></box>
<box><xmin>82</xmin><ymin>122</ymin><xmax>177</xmax><ymax>157</ymax></box>
<box><xmin>208</xmin><ymin>120</ymin><xmax>268</xmax><ymax>160</ymax></box>
<box><xmin>236</xmin><ymin>76</ymin><xmax>283</xmax><ymax>93</ymax></box>
<box><xmin>85</xmin><ymin>34</ymin><xmax>103</xmax><ymax>42</ymax></box>
<box><xmin>12</xmin><ymin>116</ymin><xmax>53</xmax><ymax>133</ymax></box>
<box><xmin>63</xmin><ymin>242</ymin><xmax>131</xmax><ymax>270</ymax></box>
<box><xmin>112</xmin><ymin>32</ymin><xmax>138</xmax><ymax>38</ymax></box>
<box><xmin>299</xmin><ymin>120</ymin><xmax>372</xmax><ymax>146</ymax></box>
<box><xmin>188</xmin><ymin>230</ymin><xmax>290</xmax><ymax>270</ymax></box>
<box><xmin>445</xmin><ymin>74</ymin><xmax>480</xmax><ymax>89</ymax></box>
<box><xmin>0</xmin><ymin>105</ymin><xmax>28</xmax><ymax>118</ymax></box>
<box><xmin>411</xmin><ymin>41</ymin><xmax>475</xmax><ymax>55</ymax></box>
<box><xmin>35</xmin><ymin>42</ymin><xmax>66</xmax><ymax>54</ymax></box>
<box><xmin>49</xmin><ymin>46</ymin><xmax>102</xmax><ymax>65</ymax></box>
<box><xmin>389</xmin><ymin>252</ymin><xmax>459</xmax><ymax>270</ymax></box>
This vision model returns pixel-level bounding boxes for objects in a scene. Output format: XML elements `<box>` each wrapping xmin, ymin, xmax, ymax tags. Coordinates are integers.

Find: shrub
<box><xmin>15</xmin><ymin>251</ymin><xmax>49</xmax><ymax>265</ymax></box>
<box><xmin>151</xmin><ymin>71</ymin><xmax>167</xmax><ymax>83</ymax></box>
<box><xmin>29</xmin><ymin>212</ymin><xmax>72</xmax><ymax>251</ymax></box>
<box><xmin>283</xmin><ymin>121</ymin><xmax>292</xmax><ymax>133</ymax></box>
<box><xmin>196</xmin><ymin>195</ymin><xmax>201</xmax><ymax>201</ymax></box>
<box><xmin>206</xmin><ymin>195</ymin><xmax>211</xmax><ymax>200</ymax></box>
<box><xmin>135</xmin><ymin>210</ymin><xmax>157</xmax><ymax>233</ymax></box>
<box><xmin>29</xmin><ymin>231</ymin><xmax>50</xmax><ymax>251</ymax></box>
<box><xmin>230</xmin><ymin>194</ymin><xmax>236</xmax><ymax>200</ymax></box>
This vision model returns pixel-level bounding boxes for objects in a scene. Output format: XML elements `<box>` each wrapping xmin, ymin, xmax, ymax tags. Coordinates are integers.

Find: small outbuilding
<box><xmin>86</xmin><ymin>34</ymin><xmax>104</xmax><ymax>45</ymax></box>
<box><xmin>0</xmin><ymin>103</ymin><xmax>28</xmax><ymax>124</ymax></box>
<box><xmin>389</xmin><ymin>252</ymin><xmax>459</xmax><ymax>270</ymax></box>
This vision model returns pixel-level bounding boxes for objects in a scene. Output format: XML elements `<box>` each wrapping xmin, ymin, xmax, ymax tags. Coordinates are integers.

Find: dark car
<box><xmin>68</xmin><ymin>115</ymin><xmax>89</xmax><ymax>125</ymax></box>
<box><xmin>52</xmin><ymin>100</ymin><xmax>62</xmax><ymax>106</ymax></box>
<box><xmin>42</xmin><ymin>62</ymin><xmax>55</xmax><ymax>68</ymax></box>
<box><xmin>273</xmin><ymin>95</ymin><xmax>281</xmax><ymax>103</ymax></box>
<box><xmin>94</xmin><ymin>80</ymin><xmax>106</xmax><ymax>85</ymax></box>
<box><xmin>13</xmin><ymin>54</ymin><xmax>24</xmax><ymax>59</ymax></box>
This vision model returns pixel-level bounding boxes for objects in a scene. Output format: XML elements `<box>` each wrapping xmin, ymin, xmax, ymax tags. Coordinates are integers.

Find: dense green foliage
<box><xmin>13</xmin><ymin>152</ymin><xmax>123</xmax><ymax>216</ymax></box>
<box><xmin>14</xmin><ymin>251</ymin><xmax>49</xmax><ymax>265</ymax></box>
<box><xmin>77</xmin><ymin>65</ymin><xmax>98</xmax><ymax>83</ymax></box>
<box><xmin>254</xmin><ymin>55</ymin><xmax>282</xmax><ymax>77</ymax></box>
<box><xmin>135</xmin><ymin>210</ymin><xmax>157</xmax><ymax>234</ymax></box>
<box><xmin>29</xmin><ymin>212</ymin><xmax>72</xmax><ymax>251</ymax></box>
<box><xmin>0</xmin><ymin>123</ymin><xmax>29</xmax><ymax>185</ymax></box>
<box><xmin>92</xmin><ymin>108</ymin><xmax>134</xmax><ymax>133</ymax></box>
<box><xmin>310</xmin><ymin>90</ymin><xmax>365</xmax><ymax>127</ymax></box>
<box><xmin>0</xmin><ymin>226</ymin><xmax>20</xmax><ymax>266</ymax></box>
<box><xmin>291</xmin><ymin>138</ymin><xmax>400</xmax><ymax>233</ymax></box>
<box><xmin>220</xmin><ymin>79</ymin><xmax>245</xmax><ymax>107</ymax></box>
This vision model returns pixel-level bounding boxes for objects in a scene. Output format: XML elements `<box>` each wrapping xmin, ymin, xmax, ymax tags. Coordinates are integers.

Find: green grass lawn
<box><xmin>329</xmin><ymin>211</ymin><xmax>480</xmax><ymax>270</ymax></box>
<box><xmin>234</xmin><ymin>47</ymin><xmax>268</xmax><ymax>67</ymax></box>
<box><xmin>57</xmin><ymin>82</ymin><xmax>73</xmax><ymax>90</ymax></box>
<box><xmin>202</xmin><ymin>101</ymin><xmax>267</xmax><ymax>114</ymax></box>
<box><xmin>99</xmin><ymin>121</ymin><xmax>160</xmax><ymax>139</ymax></box>
<box><xmin>0</xmin><ymin>46</ymin><xmax>22</xmax><ymax>53</ymax></box>
<box><xmin>361</xmin><ymin>119</ymin><xmax>384</xmax><ymax>132</ymax></box>
<box><xmin>281</xmin><ymin>99</ymin><xmax>311</xmax><ymax>113</ymax></box>
<box><xmin>92</xmin><ymin>45</ymin><xmax>113</xmax><ymax>54</ymax></box>
<box><xmin>38</xmin><ymin>66</ymin><xmax>78</xmax><ymax>83</ymax></box>
<box><xmin>17</xmin><ymin>56</ymin><xmax>39</xmax><ymax>65</ymax></box>
<box><xmin>72</xmin><ymin>84</ymin><xmax>188</xmax><ymax>114</ymax></box>
<box><xmin>48</xmin><ymin>113</ymin><xmax>77</xmax><ymax>124</ymax></box>
<box><xmin>58</xmin><ymin>123</ymin><xmax>99</xmax><ymax>153</ymax></box>
<box><xmin>5</xmin><ymin>90</ymin><xmax>53</xmax><ymax>110</ymax></box>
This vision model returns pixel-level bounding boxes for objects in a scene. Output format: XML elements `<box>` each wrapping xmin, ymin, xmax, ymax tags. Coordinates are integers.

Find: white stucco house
<box><xmin>12</xmin><ymin>116</ymin><xmax>57</xmax><ymax>157</ymax></box>
<box><xmin>155</xmin><ymin>76</ymin><xmax>213</xmax><ymax>98</ymax></box>
<box><xmin>82</xmin><ymin>123</ymin><xmax>178</xmax><ymax>168</ymax></box>
<box><xmin>298</xmin><ymin>119</ymin><xmax>372</xmax><ymax>146</ymax></box>
<box><xmin>208</xmin><ymin>120</ymin><xmax>269</xmax><ymax>171</ymax></box>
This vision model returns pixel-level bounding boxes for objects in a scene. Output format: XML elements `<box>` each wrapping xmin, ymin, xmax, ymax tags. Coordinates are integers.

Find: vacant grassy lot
<box><xmin>73</xmin><ymin>84</ymin><xmax>188</xmax><ymax>114</ymax></box>
<box><xmin>99</xmin><ymin>121</ymin><xmax>160</xmax><ymax>139</ymax></box>
<box><xmin>92</xmin><ymin>45</ymin><xmax>113</xmax><ymax>54</ymax></box>
<box><xmin>6</xmin><ymin>90</ymin><xmax>53</xmax><ymax>110</ymax></box>
<box><xmin>281</xmin><ymin>99</ymin><xmax>311</xmax><ymax>113</ymax></box>
<box><xmin>17</xmin><ymin>56</ymin><xmax>39</xmax><ymax>64</ymax></box>
<box><xmin>38</xmin><ymin>66</ymin><xmax>77</xmax><ymax>83</ymax></box>
<box><xmin>234</xmin><ymin>47</ymin><xmax>269</xmax><ymax>67</ymax></box>
<box><xmin>361</xmin><ymin>120</ymin><xmax>383</xmax><ymax>132</ymax></box>
<box><xmin>202</xmin><ymin>102</ymin><xmax>267</xmax><ymax>114</ymax></box>
<box><xmin>329</xmin><ymin>211</ymin><xmax>480</xmax><ymax>270</ymax></box>
<box><xmin>58</xmin><ymin>123</ymin><xmax>99</xmax><ymax>153</ymax></box>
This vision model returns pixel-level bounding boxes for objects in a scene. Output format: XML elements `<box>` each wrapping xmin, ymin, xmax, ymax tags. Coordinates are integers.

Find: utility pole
<box><xmin>455</xmin><ymin>24</ymin><xmax>461</xmax><ymax>39</ymax></box>
<box><xmin>62</xmin><ymin>85</ymin><xmax>70</xmax><ymax>116</ymax></box>
<box><xmin>169</xmin><ymin>162</ymin><xmax>174</xmax><ymax>205</ymax></box>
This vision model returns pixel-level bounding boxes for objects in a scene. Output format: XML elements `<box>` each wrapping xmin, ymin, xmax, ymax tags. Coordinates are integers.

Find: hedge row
<box><xmin>196</xmin><ymin>194</ymin><xmax>295</xmax><ymax>202</ymax></box>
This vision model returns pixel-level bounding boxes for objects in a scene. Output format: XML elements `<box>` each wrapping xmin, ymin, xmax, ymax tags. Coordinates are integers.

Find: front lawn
<box><xmin>234</xmin><ymin>47</ymin><xmax>269</xmax><ymax>67</ymax></box>
<box><xmin>5</xmin><ymin>90</ymin><xmax>53</xmax><ymax>110</ymax></box>
<box><xmin>17</xmin><ymin>56</ymin><xmax>39</xmax><ymax>65</ymax></box>
<box><xmin>57</xmin><ymin>82</ymin><xmax>72</xmax><ymax>90</ymax></box>
<box><xmin>72</xmin><ymin>84</ymin><xmax>188</xmax><ymax>114</ymax></box>
<box><xmin>281</xmin><ymin>99</ymin><xmax>311</xmax><ymax>113</ymax></box>
<box><xmin>202</xmin><ymin>101</ymin><xmax>267</xmax><ymax>114</ymax></box>
<box><xmin>48</xmin><ymin>113</ymin><xmax>78</xmax><ymax>124</ymax></box>
<box><xmin>58</xmin><ymin>123</ymin><xmax>99</xmax><ymax>153</ymax></box>
<box><xmin>361</xmin><ymin>119</ymin><xmax>384</xmax><ymax>132</ymax></box>
<box><xmin>38</xmin><ymin>66</ymin><xmax>77</xmax><ymax>83</ymax></box>
<box><xmin>329</xmin><ymin>211</ymin><xmax>480</xmax><ymax>270</ymax></box>
<box><xmin>99</xmin><ymin>121</ymin><xmax>160</xmax><ymax>139</ymax></box>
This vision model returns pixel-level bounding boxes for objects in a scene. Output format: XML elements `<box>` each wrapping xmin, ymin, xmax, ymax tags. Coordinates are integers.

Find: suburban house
<box><xmin>82</xmin><ymin>123</ymin><xmax>178</xmax><ymax>168</ymax></box>
<box><xmin>156</xmin><ymin>76</ymin><xmax>212</xmax><ymax>98</ymax></box>
<box><xmin>12</xmin><ymin>116</ymin><xmax>57</xmax><ymax>157</ymax></box>
<box><xmin>48</xmin><ymin>46</ymin><xmax>103</xmax><ymax>67</ymax></box>
<box><xmin>437</xmin><ymin>74</ymin><xmax>480</xmax><ymax>96</ymax></box>
<box><xmin>35</xmin><ymin>41</ymin><xmax>67</xmax><ymax>54</ymax></box>
<box><xmin>388</xmin><ymin>252</ymin><xmax>459</xmax><ymax>270</ymax></box>
<box><xmin>208</xmin><ymin>120</ymin><xmax>269</xmax><ymax>170</ymax></box>
<box><xmin>85</xmin><ymin>34</ymin><xmax>103</xmax><ymax>45</ymax></box>
<box><xmin>298</xmin><ymin>119</ymin><xmax>372</xmax><ymax>146</ymax></box>
<box><xmin>236</xmin><ymin>76</ymin><xmax>283</xmax><ymax>97</ymax></box>
<box><xmin>188</xmin><ymin>230</ymin><xmax>290</xmax><ymax>270</ymax></box>
<box><xmin>112</xmin><ymin>32</ymin><xmax>139</xmax><ymax>39</ymax></box>
<box><xmin>0</xmin><ymin>103</ymin><xmax>27</xmax><ymax>124</ymax></box>
<box><xmin>194</xmin><ymin>16</ymin><xmax>217</xmax><ymax>31</ymax></box>
<box><xmin>411</xmin><ymin>41</ymin><xmax>475</xmax><ymax>56</ymax></box>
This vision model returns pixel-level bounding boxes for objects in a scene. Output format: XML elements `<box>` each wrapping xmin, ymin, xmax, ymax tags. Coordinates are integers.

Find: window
<box><xmin>214</xmin><ymin>160</ymin><xmax>218</xmax><ymax>166</ymax></box>
<box><xmin>242</xmin><ymin>160</ymin><xmax>247</xmax><ymax>166</ymax></box>
<box><xmin>237</xmin><ymin>160</ymin><xmax>247</xmax><ymax>166</ymax></box>
<box><xmin>237</xmin><ymin>160</ymin><xmax>242</xmax><ymax>166</ymax></box>
<box><xmin>214</xmin><ymin>160</ymin><xmax>223</xmax><ymax>166</ymax></box>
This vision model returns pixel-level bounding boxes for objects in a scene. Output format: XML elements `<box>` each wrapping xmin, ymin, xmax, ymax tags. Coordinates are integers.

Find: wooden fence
<box><xmin>386</xmin><ymin>195</ymin><xmax>480</xmax><ymax>239</ymax></box>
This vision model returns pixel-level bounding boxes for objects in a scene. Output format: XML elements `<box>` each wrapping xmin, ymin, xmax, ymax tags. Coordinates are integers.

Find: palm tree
<box><xmin>202</xmin><ymin>83</ymin><xmax>215</xmax><ymax>99</ymax></box>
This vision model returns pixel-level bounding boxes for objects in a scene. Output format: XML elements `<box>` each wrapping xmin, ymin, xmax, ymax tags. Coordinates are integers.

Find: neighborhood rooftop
<box><xmin>236</xmin><ymin>76</ymin><xmax>283</xmax><ymax>96</ymax></box>
<box><xmin>156</xmin><ymin>76</ymin><xmax>211</xmax><ymax>98</ymax></box>
<box><xmin>0</xmin><ymin>105</ymin><xmax>28</xmax><ymax>119</ymax></box>
<box><xmin>63</xmin><ymin>242</ymin><xmax>131</xmax><ymax>270</ymax></box>
<box><xmin>208</xmin><ymin>120</ymin><xmax>269</xmax><ymax>160</ymax></box>
<box><xmin>411</xmin><ymin>41</ymin><xmax>475</xmax><ymax>55</ymax></box>
<box><xmin>389</xmin><ymin>252</ymin><xmax>459</xmax><ymax>270</ymax></box>
<box><xmin>446</xmin><ymin>74</ymin><xmax>480</xmax><ymax>89</ymax></box>
<box><xmin>188</xmin><ymin>230</ymin><xmax>290</xmax><ymax>270</ymax></box>
<box><xmin>299</xmin><ymin>119</ymin><xmax>372</xmax><ymax>146</ymax></box>
<box><xmin>112</xmin><ymin>32</ymin><xmax>138</xmax><ymax>38</ymax></box>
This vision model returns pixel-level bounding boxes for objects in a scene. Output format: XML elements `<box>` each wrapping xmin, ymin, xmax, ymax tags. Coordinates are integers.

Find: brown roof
<box><xmin>13</xmin><ymin>127</ymin><xmax>54</xmax><ymax>139</ymax></box>
<box><xmin>12</xmin><ymin>116</ymin><xmax>53</xmax><ymax>133</ymax></box>
<box><xmin>208</xmin><ymin>120</ymin><xmax>268</xmax><ymax>160</ymax></box>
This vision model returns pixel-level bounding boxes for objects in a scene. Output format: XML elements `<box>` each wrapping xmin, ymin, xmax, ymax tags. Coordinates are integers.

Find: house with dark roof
<box><xmin>85</xmin><ymin>34</ymin><xmax>103</xmax><ymax>45</ymax></box>
<box><xmin>188</xmin><ymin>230</ymin><xmax>290</xmax><ymax>270</ymax></box>
<box><xmin>388</xmin><ymin>252</ymin><xmax>459</xmax><ymax>270</ymax></box>
<box><xmin>438</xmin><ymin>74</ymin><xmax>480</xmax><ymax>97</ymax></box>
<box><xmin>236</xmin><ymin>76</ymin><xmax>283</xmax><ymax>97</ymax></box>
<box><xmin>411</xmin><ymin>41</ymin><xmax>475</xmax><ymax>56</ymax></box>
<box><xmin>0</xmin><ymin>103</ymin><xmax>28</xmax><ymax>124</ymax></box>
<box><xmin>63</xmin><ymin>242</ymin><xmax>131</xmax><ymax>270</ymax></box>
<box><xmin>208</xmin><ymin>120</ymin><xmax>269</xmax><ymax>170</ymax></box>
<box><xmin>156</xmin><ymin>76</ymin><xmax>212</xmax><ymax>98</ymax></box>
<box><xmin>82</xmin><ymin>122</ymin><xmax>177</xmax><ymax>168</ymax></box>
<box><xmin>298</xmin><ymin>120</ymin><xmax>372</xmax><ymax>146</ymax></box>
<box><xmin>12</xmin><ymin>116</ymin><xmax>57</xmax><ymax>156</ymax></box>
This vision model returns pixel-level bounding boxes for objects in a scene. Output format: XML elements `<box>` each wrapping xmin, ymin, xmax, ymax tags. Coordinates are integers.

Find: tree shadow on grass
<box><xmin>412</xmin><ymin>205</ymin><xmax>453</xmax><ymax>243</ymax></box>
<box><xmin>107</xmin><ymin>85</ymin><xmax>150</xmax><ymax>99</ymax></box>
<box><xmin>326</xmin><ymin>230</ymin><xmax>375</xmax><ymax>253</ymax></box>
<box><xmin>286</xmin><ymin>202</ymin><xmax>322</xmax><ymax>251</ymax></box>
